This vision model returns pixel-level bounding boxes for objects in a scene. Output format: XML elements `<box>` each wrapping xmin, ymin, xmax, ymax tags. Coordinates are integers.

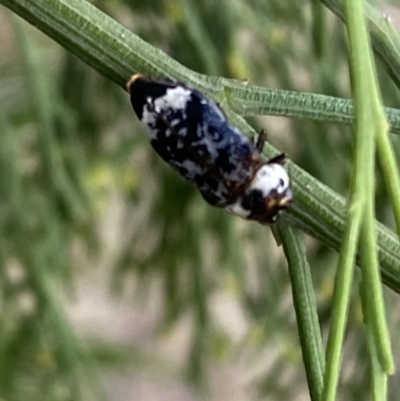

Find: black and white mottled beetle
<box><xmin>127</xmin><ymin>74</ymin><xmax>293</xmax><ymax>224</ymax></box>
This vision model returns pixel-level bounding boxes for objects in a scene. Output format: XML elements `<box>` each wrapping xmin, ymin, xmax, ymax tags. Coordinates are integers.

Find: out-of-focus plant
<box><xmin>0</xmin><ymin>0</ymin><xmax>400</xmax><ymax>400</ymax></box>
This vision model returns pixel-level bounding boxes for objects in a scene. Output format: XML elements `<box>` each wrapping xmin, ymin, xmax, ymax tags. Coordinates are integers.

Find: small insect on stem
<box><xmin>127</xmin><ymin>74</ymin><xmax>293</xmax><ymax>224</ymax></box>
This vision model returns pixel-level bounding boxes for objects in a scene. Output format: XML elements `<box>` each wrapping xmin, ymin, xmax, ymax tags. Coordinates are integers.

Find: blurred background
<box><xmin>1</xmin><ymin>0</ymin><xmax>400</xmax><ymax>400</ymax></box>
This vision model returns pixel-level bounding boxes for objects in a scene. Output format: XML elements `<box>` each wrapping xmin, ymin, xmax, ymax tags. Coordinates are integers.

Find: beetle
<box><xmin>127</xmin><ymin>74</ymin><xmax>293</xmax><ymax>224</ymax></box>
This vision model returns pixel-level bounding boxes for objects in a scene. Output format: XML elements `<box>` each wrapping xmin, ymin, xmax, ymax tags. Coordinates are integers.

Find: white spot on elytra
<box><xmin>192</xmin><ymin>133</ymin><xmax>219</xmax><ymax>159</ymax></box>
<box><xmin>155</xmin><ymin>86</ymin><xmax>192</xmax><ymax>111</ymax></box>
<box><xmin>176</xmin><ymin>159</ymin><xmax>204</xmax><ymax>176</ymax></box>
<box><xmin>140</xmin><ymin>86</ymin><xmax>192</xmax><ymax>139</ymax></box>
<box><xmin>141</xmin><ymin>109</ymin><xmax>157</xmax><ymax>139</ymax></box>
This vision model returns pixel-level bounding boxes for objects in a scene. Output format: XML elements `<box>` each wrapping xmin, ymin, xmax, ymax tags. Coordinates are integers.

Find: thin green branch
<box><xmin>361</xmin><ymin>281</ymin><xmax>388</xmax><ymax>400</ymax></box>
<box><xmin>224</xmin><ymin>83</ymin><xmax>400</xmax><ymax>135</ymax></box>
<box><xmin>311</xmin><ymin>0</ymin><xmax>328</xmax><ymax>59</ymax></box>
<box><xmin>321</xmin><ymin>0</ymin><xmax>400</xmax><ymax>239</ymax></box>
<box><xmin>323</xmin><ymin>0</ymin><xmax>394</xmax><ymax>398</ymax></box>
<box><xmin>278</xmin><ymin>223</ymin><xmax>324</xmax><ymax>401</ymax></box>
<box><xmin>320</xmin><ymin>0</ymin><xmax>400</xmax><ymax>89</ymax></box>
<box><xmin>351</xmin><ymin>3</ymin><xmax>394</xmax><ymax>375</ymax></box>
<box><xmin>322</xmin><ymin>210</ymin><xmax>361</xmax><ymax>401</ymax></box>
<box><xmin>1</xmin><ymin>0</ymin><xmax>400</xmax><ymax>295</ymax></box>
<box><xmin>376</xmin><ymin>131</ymin><xmax>400</xmax><ymax>236</ymax></box>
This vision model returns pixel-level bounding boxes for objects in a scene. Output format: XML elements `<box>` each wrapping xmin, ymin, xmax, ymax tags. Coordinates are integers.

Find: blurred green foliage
<box><xmin>0</xmin><ymin>0</ymin><xmax>400</xmax><ymax>400</ymax></box>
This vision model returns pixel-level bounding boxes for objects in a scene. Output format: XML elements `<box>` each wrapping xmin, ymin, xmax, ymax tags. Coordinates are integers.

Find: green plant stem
<box><xmin>224</xmin><ymin>83</ymin><xmax>400</xmax><ymax>135</ymax></box>
<box><xmin>376</xmin><ymin>132</ymin><xmax>400</xmax><ymax>236</ymax></box>
<box><xmin>367</xmin><ymin>319</ymin><xmax>388</xmax><ymax>401</ymax></box>
<box><xmin>278</xmin><ymin>223</ymin><xmax>324</xmax><ymax>401</ymax></box>
<box><xmin>361</xmin><ymin>281</ymin><xmax>388</xmax><ymax>401</ymax></box>
<box><xmin>320</xmin><ymin>0</ymin><xmax>400</xmax><ymax>89</ymax></box>
<box><xmin>311</xmin><ymin>0</ymin><xmax>328</xmax><ymax>59</ymax></box>
<box><xmin>322</xmin><ymin>212</ymin><xmax>360</xmax><ymax>401</ymax></box>
<box><xmin>324</xmin><ymin>0</ymin><xmax>394</xmax><ymax>398</ymax></box>
<box><xmin>347</xmin><ymin>0</ymin><xmax>394</xmax><ymax>375</ymax></box>
<box><xmin>2</xmin><ymin>0</ymin><xmax>400</xmax><ymax>295</ymax></box>
<box><xmin>360</xmin><ymin>215</ymin><xmax>394</xmax><ymax>374</ymax></box>
<box><xmin>320</xmin><ymin>0</ymin><xmax>400</xmax><ymax>240</ymax></box>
